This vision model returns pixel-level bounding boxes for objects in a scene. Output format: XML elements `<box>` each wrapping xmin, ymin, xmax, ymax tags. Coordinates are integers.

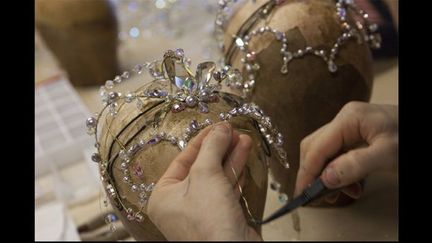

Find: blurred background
<box><xmin>35</xmin><ymin>0</ymin><xmax>398</xmax><ymax>241</ymax></box>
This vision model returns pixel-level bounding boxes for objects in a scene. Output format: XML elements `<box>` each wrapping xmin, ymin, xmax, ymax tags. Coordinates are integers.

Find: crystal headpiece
<box><xmin>86</xmin><ymin>49</ymin><xmax>289</xmax><ymax>223</ymax></box>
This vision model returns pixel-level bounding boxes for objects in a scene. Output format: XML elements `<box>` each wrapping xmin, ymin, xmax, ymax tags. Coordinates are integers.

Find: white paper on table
<box><xmin>35</xmin><ymin>201</ymin><xmax>80</xmax><ymax>241</ymax></box>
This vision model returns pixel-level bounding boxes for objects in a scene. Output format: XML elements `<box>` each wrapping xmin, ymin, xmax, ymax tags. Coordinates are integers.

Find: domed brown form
<box><xmin>35</xmin><ymin>0</ymin><xmax>119</xmax><ymax>86</ymax></box>
<box><xmin>92</xmin><ymin>51</ymin><xmax>290</xmax><ymax>240</ymax></box>
<box><xmin>99</xmin><ymin>94</ymin><xmax>271</xmax><ymax>240</ymax></box>
<box><xmin>222</xmin><ymin>0</ymin><xmax>374</xmax><ymax>206</ymax></box>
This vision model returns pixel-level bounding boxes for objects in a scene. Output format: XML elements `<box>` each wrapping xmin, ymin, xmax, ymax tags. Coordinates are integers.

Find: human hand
<box><xmin>295</xmin><ymin>102</ymin><xmax>398</xmax><ymax>202</ymax></box>
<box><xmin>147</xmin><ymin>122</ymin><xmax>262</xmax><ymax>241</ymax></box>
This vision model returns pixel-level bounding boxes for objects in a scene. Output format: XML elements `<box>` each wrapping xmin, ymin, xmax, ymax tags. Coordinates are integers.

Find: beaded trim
<box><xmin>214</xmin><ymin>0</ymin><xmax>381</xmax><ymax>97</ymax></box>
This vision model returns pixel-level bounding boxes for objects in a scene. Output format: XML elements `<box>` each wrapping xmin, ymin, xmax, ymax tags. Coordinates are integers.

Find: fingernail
<box><xmin>213</xmin><ymin>122</ymin><xmax>230</xmax><ymax>134</ymax></box>
<box><xmin>325</xmin><ymin>192</ymin><xmax>340</xmax><ymax>204</ymax></box>
<box><xmin>324</xmin><ymin>168</ymin><xmax>340</xmax><ymax>187</ymax></box>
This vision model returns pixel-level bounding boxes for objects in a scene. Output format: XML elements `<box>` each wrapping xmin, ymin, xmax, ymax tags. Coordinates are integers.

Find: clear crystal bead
<box><xmin>278</xmin><ymin>193</ymin><xmax>288</xmax><ymax>203</ymax></box>
<box><xmin>105</xmin><ymin>80</ymin><xmax>114</xmax><ymax>89</ymax></box>
<box><xmin>99</xmin><ymin>86</ymin><xmax>107</xmax><ymax>97</ymax></box>
<box><xmin>113</xmin><ymin>75</ymin><xmax>122</xmax><ymax>83</ymax></box>
<box><xmin>178</xmin><ymin>140</ymin><xmax>187</xmax><ymax>150</ymax></box>
<box><xmin>121</xmin><ymin>71</ymin><xmax>130</xmax><ymax>79</ymax></box>
<box><xmin>280</xmin><ymin>64</ymin><xmax>288</xmax><ymax>74</ymax></box>
<box><xmin>125</xmin><ymin>92</ymin><xmax>135</xmax><ymax>103</ymax></box>
<box><xmin>175</xmin><ymin>48</ymin><xmax>185</xmax><ymax>59</ymax></box>
<box><xmin>328</xmin><ymin>61</ymin><xmax>337</xmax><ymax>73</ymax></box>
<box><xmin>133</xmin><ymin>64</ymin><xmax>143</xmax><ymax>74</ymax></box>
<box><xmin>235</xmin><ymin>38</ymin><xmax>244</xmax><ymax>47</ymax></box>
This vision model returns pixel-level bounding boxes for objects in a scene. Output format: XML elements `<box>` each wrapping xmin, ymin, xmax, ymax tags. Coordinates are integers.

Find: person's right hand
<box><xmin>294</xmin><ymin>102</ymin><xmax>398</xmax><ymax>201</ymax></box>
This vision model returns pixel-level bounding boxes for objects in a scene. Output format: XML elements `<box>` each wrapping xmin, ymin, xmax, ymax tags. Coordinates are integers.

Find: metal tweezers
<box><xmin>254</xmin><ymin>178</ymin><xmax>335</xmax><ymax>225</ymax></box>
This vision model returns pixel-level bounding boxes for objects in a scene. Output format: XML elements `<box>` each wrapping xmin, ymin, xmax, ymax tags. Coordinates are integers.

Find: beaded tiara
<box><xmin>86</xmin><ymin>49</ymin><xmax>289</xmax><ymax>223</ymax></box>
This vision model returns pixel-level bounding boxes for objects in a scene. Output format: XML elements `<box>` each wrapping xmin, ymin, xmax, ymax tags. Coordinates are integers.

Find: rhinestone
<box><xmin>146</xmin><ymin>183</ymin><xmax>155</xmax><ymax>192</ymax></box>
<box><xmin>337</xmin><ymin>7</ymin><xmax>346</xmax><ymax>18</ymax></box>
<box><xmin>114</xmin><ymin>75</ymin><xmax>122</xmax><ymax>83</ymax></box>
<box><xmin>135</xmin><ymin>213</ymin><xmax>144</xmax><ymax>222</ymax></box>
<box><xmin>175</xmin><ymin>48</ymin><xmax>184</xmax><ymax>59</ymax></box>
<box><xmin>133</xmin><ymin>64</ymin><xmax>143</xmax><ymax>74</ymax></box>
<box><xmin>178</xmin><ymin>140</ymin><xmax>187</xmax><ymax>150</ymax></box>
<box><xmin>125</xmin><ymin>92</ymin><xmax>135</xmax><ymax>103</ymax></box>
<box><xmin>297</xmin><ymin>49</ymin><xmax>304</xmax><ymax>56</ymax></box>
<box><xmin>284</xmin><ymin>51</ymin><xmax>293</xmax><ymax>60</ymax></box>
<box><xmin>204</xmin><ymin>119</ymin><xmax>213</xmax><ymax>125</ymax></box>
<box><xmin>123</xmin><ymin>176</ymin><xmax>130</xmax><ymax>182</ymax></box>
<box><xmin>185</xmin><ymin>127</ymin><xmax>192</xmax><ymax>135</ymax></box>
<box><xmin>105</xmin><ymin>80</ymin><xmax>114</xmax><ymax>89</ymax></box>
<box><xmin>369</xmin><ymin>23</ymin><xmax>378</xmax><ymax>32</ymax></box>
<box><xmin>278</xmin><ymin>193</ymin><xmax>288</xmax><ymax>203</ymax></box>
<box><xmin>121</xmin><ymin>71</ymin><xmax>130</xmax><ymax>79</ymax></box>
<box><xmin>91</xmin><ymin>153</ymin><xmax>101</xmax><ymax>163</ymax></box>
<box><xmin>280</xmin><ymin>64</ymin><xmax>288</xmax><ymax>74</ymax></box>
<box><xmin>148</xmin><ymin>61</ymin><xmax>164</xmax><ymax>78</ymax></box>
<box><xmin>185</xmin><ymin>96</ymin><xmax>197</xmax><ymax>107</ymax></box>
<box><xmin>105</xmin><ymin>213</ymin><xmax>118</xmax><ymax>224</ymax></box>
<box><xmin>198</xmin><ymin>90</ymin><xmax>209</xmax><ymax>102</ymax></box>
<box><xmin>328</xmin><ymin>61</ymin><xmax>337</xmax><ymax>73</ymax></box>
<box><xmin>99</xmin><ymin>86</ymin><xmax>107</xmax><ymax>97</ymax></box>
<box><xmin>235</xmin><ymin>38</ymin><xmax>244</xmax><ymax>47</ymax></box>
<box><xmin>133</xmin><ymin>166</ymin><xmax>144</xmax><ymax>178</ymax></box>
<box><xmin>270</xmin><ymin>181</ymin><xmax>281</xmax><ymax>191</ymax></box>
<box><xmin>108</xmin><ymin>91</ymin><xmax>119</xmax><ymax>101</ymax></box>
<box><xmin>168</xmin><ymin>135</ymin><xmax>177</xmax><ymax>145</ymax></box>
<box><xmin>86</xmin><ymin>117</ymin><xmax>97</xmax><ymax>129</ymax></box>
<box><xmin>131</xmin><ymin>185</ymin><xmax>138</xmax><ymax>192</ymax></box>
<box><xmin>147</xmin><ymin>135</ymin><xmax>161</xmax><ymax>145</ymax></box>
<box><xmin>140</xmin><ymin>183</ymin><xmax>147</xmax><ymax>191</ymax></box>
<box><xmin>275</xmin><ymin>31</ymin><xmax>284</xmax><ymax>40</ymax></box>
<box><xmin>190</xmin><ymin>120</ymin><xmax>199</xmax><ymax>130</ymax></box>
<box><xmin>171</xmin><ymin>103</ymin><xmax>186</xmax><ymax>113</ymax></box>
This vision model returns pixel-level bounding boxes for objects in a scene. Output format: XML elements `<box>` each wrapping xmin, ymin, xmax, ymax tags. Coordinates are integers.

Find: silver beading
<box><xmin>214</xmin><ymin>0</ymin><xmax>381</xmax><ymax>97</ymax></box>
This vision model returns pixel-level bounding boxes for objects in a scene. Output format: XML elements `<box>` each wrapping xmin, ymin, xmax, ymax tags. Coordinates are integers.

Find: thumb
<box><xmin>191</xmin><ymin>122</ymin><xmax>232</xmax><ymax>173</ymax></box>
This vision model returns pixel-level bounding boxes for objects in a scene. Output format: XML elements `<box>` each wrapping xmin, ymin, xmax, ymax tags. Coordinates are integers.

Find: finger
<box><xmin>324</xmin><ymin>191</ymin><xmax>341</xmax><ymax>204</ymax></box>
<box><xmin>223</xmin><ymin>134</ymin><xmax>252</xmax><ymax>186</ymax></box>
<box><xmin>296</xmin><ymin>123</ymin><xmax>329</xmax><ymax>196</ymax></box>
<box><xmin>160</xmin><ymin>125</ymin><xmax>213</xmax><ymax>183</ymax></box>
<box><xmin>341</xmin><ymin>182</ymin><xmax>363</xmax><ymax>199</ymax></box>
<box><xmin>295</xmin><ymin>113</ymin><xmax>363</xmax><ymax>196</ymax></box>
<box><xmin>320</xmin><ymin>138</ymin><xmax>394</xmax><ymax>189</ymax></box>
<box><xmin>192</xmin><ymin>122</ymin><xmax>233</xmax><ymax>173</ymax></box>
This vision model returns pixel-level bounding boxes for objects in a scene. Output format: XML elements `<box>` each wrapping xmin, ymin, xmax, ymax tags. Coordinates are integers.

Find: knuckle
<box><xmin>345</xmin><ymin>150</ymin><xmax>365</xmax><ymax>178</ymax></box>
<box><xmin>341</xmin><ymin>101</ymin><xmax>367</xmax><ymax>116</ymax></box>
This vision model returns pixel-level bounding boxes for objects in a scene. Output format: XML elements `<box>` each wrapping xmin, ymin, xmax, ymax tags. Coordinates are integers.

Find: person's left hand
<box><xmin>147</xmin><ymin>122</ymin><xmax>262</xmax><ymax>241</ymax></box>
